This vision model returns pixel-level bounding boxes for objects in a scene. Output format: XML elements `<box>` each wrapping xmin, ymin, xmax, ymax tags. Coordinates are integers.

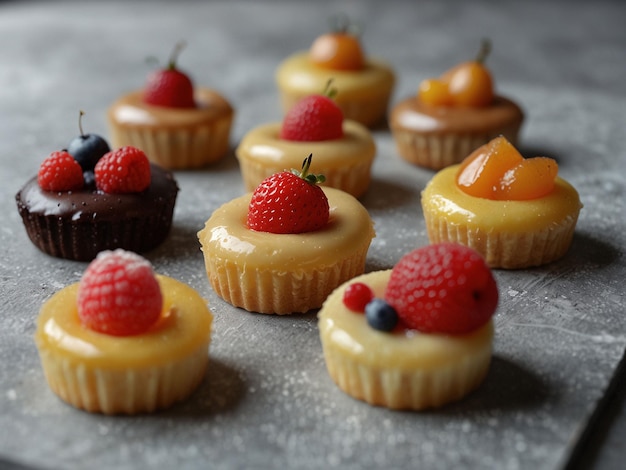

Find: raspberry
<box><xmin>384</xmin><ymin>243</ymin><xmax>498</xmax><ymax>334</ymax></box>
<box><xmin>77</xmin><ymin>250</ymin><xmax>163</xmax><ymax>336</ymax></box>
<box><xmin>342</xmin><ymin>282</ymin><xmax>374</xmax><ymax>312</ymax></box>
<box><xmin>95</xmin><ymin>146</ymin><xmax>151</xmax><ymax>193</ymax></box>
<box><xmin>37</xmin><ymin>151</ymin><xmax>84</xmax><ymax>192</ymax></box>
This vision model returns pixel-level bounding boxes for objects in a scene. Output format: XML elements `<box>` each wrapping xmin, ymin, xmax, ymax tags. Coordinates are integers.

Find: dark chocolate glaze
<box><xmin>15</xmin><ymin>164</ymin><xmax>179</xmax><ymax>261</ymax></box>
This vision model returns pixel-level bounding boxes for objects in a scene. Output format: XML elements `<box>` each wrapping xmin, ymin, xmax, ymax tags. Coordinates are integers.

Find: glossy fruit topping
<box><xmin>66</xmin><ymin>110</ymin><xmax>111</xmax><ymax>172</ymax></box>
<box><xmin>143</xmin><ymin>42</ymin><xmax>195</xmax><ymax>108</ymax></box>
<box><xmin>280</xmin><ymin>82</ymin><xmax>344</xmax><ymax>142</ymax></box>
<box><xmin>94</xmin><ymin>146</ymin><xmax>151</xmax><ymax>194</ymax></box>
<box><xmin>309</xmin><ymin>15</ymin><xmax>364</xmax><ymax>71</ymax></box>
<box><xmin>247</xmin><ymin>153</ymin><xmax>329</xmax><ymax>234</ymax></box>
<box><xmin>77</xmin><ymin>249</ymin><xmax>163</xmax><ymax>336</ymax></box>
<box><xmin>456</xmin><ymin>136</ymin><xmax>558</xmax><ymax>200</ymax></box>
<box><xmin>37</xmin><ymin>150</ymin><xmax>84</xmax><ymax>192</ymax></box>
<box><xmin>384</xmin><ymin>243</ymin><xmax>498</xmax><ymax>335</ymax></box>
<box><xmin>418</xmin><ymin>39</ymin><xmax>494</xmax><ymax>108</ymax></box>
<box><xmin>342</xmin><ymin>282</ymin><xmax>374</xmax><ymax>312</ymax></box>
<box><xmin>364</xmin><ymin>298</ymin><xmax>399</xmax><ymax>332</ymax></box>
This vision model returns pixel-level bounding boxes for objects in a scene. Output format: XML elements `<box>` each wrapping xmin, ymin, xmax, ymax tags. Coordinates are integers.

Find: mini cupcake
<box><xmin>319</xmin><ymin>243</ymin><xmax>497</xmax><ymax>410</ymax></box>
<box><xmin>16</xmin><ymin>128</ymin><xmax>178</xmax><ymax>262</ymax></box>
<box><xmin>421</xmin><ymin>136</ymin><xmax>582</xmax><ymax>268</ymax></box>
<box><xmin>35</xmin><ymin>250</ymin><xmax>213</xmax><ymax>414</ymax></box>
<box><xmin>108</xmin><ymin>43</ymin><xmax>234</xmax><ymax>169</ymax></box>
<box><xmin>236</xmin><ymin>83</ymin><xmax>376</xmax><ymax>198</ymax></box>
<box><xmin>390</xmin><ymin>40</ymin><xmax>524</xmax><ymax>170</ymax></box>
<box><xmin>198</xmin><ymin>155</ymin><xmax>375</xmax><ymax>314</ymax></box>
<box><xmin>276</xmin><ymin>16</ymin><xmax>395</xmax><ymax>128</ymax></box>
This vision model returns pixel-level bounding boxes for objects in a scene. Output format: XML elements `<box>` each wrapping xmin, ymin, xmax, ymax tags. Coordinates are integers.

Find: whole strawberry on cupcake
<box><xmin>198</xmin><ymin>154</ymin><xmax>375</xmax><ymax>314</ymax></box>
<box><xmin>236</xmin><ymin>80</ymin><xmax>376</xmax><ymax>198</ymax></box>
<box><xmin>108</xmin><ymin>41</ymin><xmax>234</xmax><ymax>169</ymax></box>
<box><xmin>15</xmin><ymin>112</ymin><xmax>178</xmax><ymax>261</ymax></box>
<box><xmin>319</xmin><ymin>243</ymin><xmax>498</xmax><ymax>410</ymax></box>
<box><xmin>35</xmin><ymin>249</ymin><xmax>213</xmax><ymax>414</ymax></box>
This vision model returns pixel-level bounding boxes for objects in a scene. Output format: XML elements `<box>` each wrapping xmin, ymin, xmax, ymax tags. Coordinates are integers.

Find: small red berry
<box><xmin>95</xmin><ymin>146</ymin><xmax>151</xmax><ymax>194</ymax></box>
<box><xmin>77</xmin><ymin>249</ymin><xmax>163</xmax><ymax>336</ymax></box>
<box><xmin>37</xmin><ymin>151</ymin><xmax>84</xmax><ymax>192</ymax></box>
<box><xmin>144</xmin><ymin>42</ymin><xmax>195</xmax><ymax>108</ymax></box>
<box><xmin>343</xmin><ymin>282</ymin><xmax>374</xmax><ymax>312</ymax></box>
<box><xmin>385</xmin><ymin>243</ymin><xmax>498</xmax><ymax>334</ymax></box>
<box><xmin>247</xmin><ymin>154</ymin><xmax>329</xmax><ymax>234</ymax></box>
<box><xmin>280</xmin><ymin>82</ymin><xmax>343</xmax><ymax>142</ymax></box>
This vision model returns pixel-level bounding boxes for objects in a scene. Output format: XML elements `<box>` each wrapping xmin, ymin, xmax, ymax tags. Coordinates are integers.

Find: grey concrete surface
<box><xmin>0</xmin><ymin>1</ymin><xmax>625</xmax><ymax>469</ymax></box>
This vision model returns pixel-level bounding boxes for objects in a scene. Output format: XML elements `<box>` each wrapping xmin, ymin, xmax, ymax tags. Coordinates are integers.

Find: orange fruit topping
<box><xmin>456</xmin><ymin>136</ymin><xmax>558</xmax><ymax>200</ymax></box>
<box><xmin>418</xmin><ymin>39</ymin><xmax>494</xmax><ymax>108</ymax></box>
<box><xmin>310</xmin><ymin>32</ymin><xmax>365</xmax><ymax>71</ymax></box>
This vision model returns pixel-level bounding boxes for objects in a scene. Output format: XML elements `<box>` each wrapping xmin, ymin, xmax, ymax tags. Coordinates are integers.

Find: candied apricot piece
<box><xmin>418</xmin><ymin>78</ymin><xmax>453</xmax><ymax>106</ymax></box>
<box><xmin>495</xmin><ymin>157</ymin><xmax>558</xmax><ymax>200</ymax></box>
<box><xmin>310</xmin><ymin>17</ymin><xmax>364</xmax><ymax>71</ymax></box>
<box><xmin>456</xmin><ymin>136</ymin><xmax>523</xmax><ymax>198</ymax></box>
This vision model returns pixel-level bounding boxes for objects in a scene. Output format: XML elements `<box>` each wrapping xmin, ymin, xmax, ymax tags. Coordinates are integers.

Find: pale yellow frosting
<box><xmin>35</xmin><ymin>275</ymin><xmax>213</xmax><ymax>370</ymax></box>
<box><xmin>422</xmin><ymin>165</ymin><xmax>582</xmax><ymax>234</ymax></box>
<box><xmin>276</xmin><ymin>52</ymin><xmax>394</xmax><ymax>100</ymax></box>
<box><xmin>236</xmin><ymin>121</ymin><xmax>375</xmax><ymax>171</ymax></box>
<box><xmin>319</xmin><ymin>270</ymin><xmax>493</xmax><ymax>371</ymax></box>
<box><xmin>108</xmin><ymin>88</ymin><xmax>233</xmax><ymax>129</ymax></box>
<box><xmin>199</xmin><ymin>186</ymin><xmax>374</xmax><ymax>272</ymax></box>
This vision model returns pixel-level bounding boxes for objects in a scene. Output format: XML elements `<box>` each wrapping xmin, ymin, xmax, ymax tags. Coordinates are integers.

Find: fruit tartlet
<box><xmin>236</xmin><ymin>83</ymin><xmax>376</xmax><ymax>198</ymax></box>
<box><xmin>276</xmin><ymin>17</ymin><xmax>395</xmax><ymax>128</ymax></box>
<box><xmin>108</xmin><ymin>43</ymin><xmax>234</xmax><ymax>169</ymax></box>
<box><xmin>319</xmin><ymin>243</ymin><xmax>497</xmax><ymax>410</ymax></box>
<box><xmin>421</xmin><ymin>136</ymin><xmax>582</xmax><ymax>269</ymax></box>
<box><xmin>390</xmin><ymin>40</ymin><xmax>524</xmax><ymax>170</ymax></box>
<box><xmin>15</xmin><ymin>117</ymin><xmax>178</xmax><ymax>261</ymax></box>
<box><xmin>35</xmin><ymin>250</ymin><xmax>213</xmax><ymax>414</ymax></box>
<box><xmin>198</xmin><ymin>155</ymin><xmax>375</xmax><ymax>314</ymax></box>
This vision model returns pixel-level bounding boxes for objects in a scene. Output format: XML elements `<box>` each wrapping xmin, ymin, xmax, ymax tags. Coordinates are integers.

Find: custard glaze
<box><xmin>35</xmin><ymin>276</ymin><xmax>213</xmax><ymax>369</ymax></box>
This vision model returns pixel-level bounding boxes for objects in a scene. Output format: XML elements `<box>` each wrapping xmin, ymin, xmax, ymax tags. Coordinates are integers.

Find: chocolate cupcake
<box><xmin>16</xmin><ymin>145</ymin><xmax>178</xmax><ymax>261</ymax></box>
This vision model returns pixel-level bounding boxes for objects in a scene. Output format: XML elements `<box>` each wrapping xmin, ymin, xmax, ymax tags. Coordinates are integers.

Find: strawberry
<box><xmin>385</xmin><ymin>243</ymin><xmax>498</xmax><ymax>334</ymax></box>
<box><xmin>143</xmin><ymin>42</ymin><xmax>195</xmax><ymax>108</ymax></box>
<box><xmin>37</xmin><ymin>150</ymin><xmax>84</xmax><ymax>192</ymax></box>
<box><xmin>247</xmin><ymin>153</ymin><xmax>329</xmax><ymax>234</ymax></box>
<box><xmin>77</xmin><ymin>249</ymin><xmax>163</xmax><ymax>336</ymax></box>
<box><xmin>280</xmin><ymin>81</ymin><xmax>343</xmax><ymax>142</ymax></box>
<box><xmin>95</xmin><ymin>146</ymin><xmax>151</xmax><ymax>194</ymax></box>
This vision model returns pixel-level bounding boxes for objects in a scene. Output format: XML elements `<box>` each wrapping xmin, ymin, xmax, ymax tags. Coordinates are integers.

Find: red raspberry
<box><xmin>95</xmin><ymin>146</ymin><xmax>151</xmax><ymax>193</ymax></box>
<box><xmin>247</xmin><ymin>154</ymin><xmax>329</xmax><ymax>234</ymax></box>
<box><xmin>384</xmin><ymin>243</ymin><xmax>498</xmax><ymax>334</ymax></box>
<box><xmin>143</xmin><ymin>42</ymin><xmax>195</xmax><ymax>108</ymax></box>
<box><xmin>280</xmin><ymin>90</ymin><xmax>344</xmax><ymax>142</ymax></box>
<box><xmin>343</xmin><ymin>282</ymin><xmax>374</xmax><ymax>312</ymax></box>
<box><xmin>77</xmin><ymin>250</ymin><xmax>163</xmax><ymax>336</ymax></box>
<box><xmin>37</xmin><ymin>151</ymin><xmax>84</xmax><ymax>192</ymax></box>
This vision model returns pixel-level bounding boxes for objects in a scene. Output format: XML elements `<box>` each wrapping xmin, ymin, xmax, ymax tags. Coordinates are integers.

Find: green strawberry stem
<box><xmin>323</xmin><ymin>79</ymin><xmax>338</xmax><ymax>100</ymax></box>
<box><xmin>293</xmin><ymin>153</ymin><xmax>326</xmax><ymax>184</ymax></box>
<box><xmin>168</xmin><ymin>41</ymin><xmax>187</xmax><ymax>70</ymax></box>
<box><xmin>475</xmin><ymin>38</ymin><xmax>491</xmax><ymax>64</ymax></box>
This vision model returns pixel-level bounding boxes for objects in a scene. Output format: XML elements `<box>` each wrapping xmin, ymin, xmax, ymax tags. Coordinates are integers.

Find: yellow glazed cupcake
<box><xmin>276</xmin><ymin>18</ymin><xmax>394</xmax><ymax>128</ymax></box>
<box><xmin>199</xmin><ymin>156</ymin><xmax>375</xmax><ymax>314</ymax></box>
<box><xmin>421</xmin><ymin>136</ymin><xmax>582</xmax><ymax>269</ymax></box>
<box><xmin>390</xmin><ymin>40</ymin><xmax>524</xmax><ymax>170</ymax></box>
<box><xmin>35</xmin><ymin>250</ymin><xmax>213</xmax><ymax>414</ymax></box>
<box><xmin>319</xmin><ymin>243</ymin><xmax>497</xmax><ymax>410</ymax></box>
<box><xmin>236</xmin><ymin>86</ymin><xmax>376</xmax><ymax>198</ymax></box>
<box><xmin>108</xmin><ymin>43</ymin><xmax>234</xmax><ymax>169</ymax></box>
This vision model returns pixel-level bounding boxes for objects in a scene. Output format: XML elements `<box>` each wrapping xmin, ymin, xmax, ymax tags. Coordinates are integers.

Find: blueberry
<box><xmin>364</xmin><ymin>298</ymin><xmax>398</xmax><ymax>332</ymax></box>
<box><xmin>66</xmin><ymin>110</ymin><xmax>111</xmax><ymax>172</ymax></box>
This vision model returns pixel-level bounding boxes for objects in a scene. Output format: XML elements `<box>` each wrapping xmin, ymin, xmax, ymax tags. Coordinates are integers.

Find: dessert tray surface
<box><xmin>0</xmin><ymin>1</ymin><xmax>624</xmax><ymax>469</ymax></box>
